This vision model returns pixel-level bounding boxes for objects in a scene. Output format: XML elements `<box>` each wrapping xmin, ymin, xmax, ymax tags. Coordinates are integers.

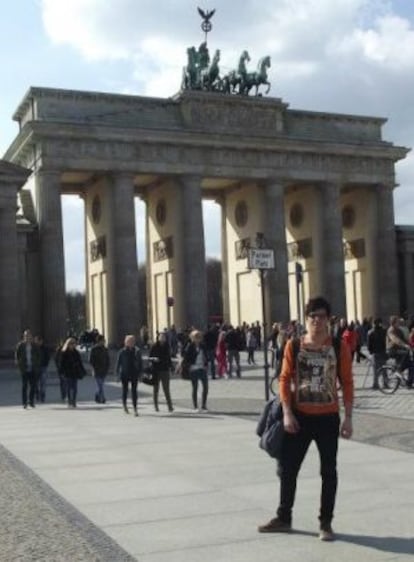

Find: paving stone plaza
<box><xmin>0</xmin><ymin>353</ymin><xmax>412</xmax><ymax>562</ymax></box>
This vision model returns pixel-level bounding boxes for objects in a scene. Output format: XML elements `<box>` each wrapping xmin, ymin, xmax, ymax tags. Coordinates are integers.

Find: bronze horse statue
<box><xmin>220</xmin><ymin>50</ymin><xmax>251</xmax><ymax>94</ymax></box>
<box><xmin>241</xmin><ymin>56</ymin><xmax>271</xmax><ymax>96</ymax></box>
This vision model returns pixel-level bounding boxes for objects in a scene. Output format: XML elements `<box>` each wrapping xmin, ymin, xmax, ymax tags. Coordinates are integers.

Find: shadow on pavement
<box><xmin>338</xmin><ymin>534</ymin><xmax>414</xmax><ymax>555</ymax></box>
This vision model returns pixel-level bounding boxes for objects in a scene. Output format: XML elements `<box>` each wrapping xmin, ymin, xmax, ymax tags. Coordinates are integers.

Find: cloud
<box><xmin>41</xmin><ymin>0</ymin><xmax>414</xmax><ymax>289</ymax></box>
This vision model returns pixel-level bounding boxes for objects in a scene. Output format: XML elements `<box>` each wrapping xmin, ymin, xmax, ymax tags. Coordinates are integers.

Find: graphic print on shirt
<box><xmin>295</xmin><ymin>345</ymin><xmax>337</xmax><ymax>406</ymax></box>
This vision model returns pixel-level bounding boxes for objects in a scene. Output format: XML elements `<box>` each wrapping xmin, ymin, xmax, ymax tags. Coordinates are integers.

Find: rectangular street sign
<box><xmin>248</xmin><ymin>248</ymin><xmax>275</xmax><ymax>269</ymax></box>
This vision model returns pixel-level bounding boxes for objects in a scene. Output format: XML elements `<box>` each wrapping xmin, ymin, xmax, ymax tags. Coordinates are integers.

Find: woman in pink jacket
<box><xmin>215</xmin><ymin>330</ymin><xmax>228</xmax><ymax>378</ymax></box>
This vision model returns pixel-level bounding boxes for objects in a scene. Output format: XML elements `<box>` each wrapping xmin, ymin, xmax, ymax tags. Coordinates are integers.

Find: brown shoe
<box><xmin>258</xmin><ymin>517</ymin><xmax>292</xmax><ymax>533</ymax></box>
<box><xmin>319</xmin><ymin>523</ymin><xmax>335</xmax><ymax>541</ymax></box>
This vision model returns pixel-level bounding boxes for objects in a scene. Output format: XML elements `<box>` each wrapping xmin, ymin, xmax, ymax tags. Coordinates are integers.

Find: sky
<box><xmin>1</xmin><ymin>0</ymin><xmax>414</xmax><ymax>291</ymax></box>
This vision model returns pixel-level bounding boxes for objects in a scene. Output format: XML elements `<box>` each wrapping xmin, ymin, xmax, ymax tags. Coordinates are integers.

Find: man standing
<box><xmin>367</xmin><ymin>318</ymin><xmax>387</xmax><ymax>389</ymax></box>
<box><xmin>89</xmin><ymin>335</ymin><xmax>110</xmax><ymax>404</ymax></box>
<box><xmin>258</xmin><ymin>296</ymin><xmax>354</xmax><ymax>541</ymax></box>
<box><xmin>15</xmin><ymin>330</ymin><xmax>41</xmax><ymax>409</ymax></box>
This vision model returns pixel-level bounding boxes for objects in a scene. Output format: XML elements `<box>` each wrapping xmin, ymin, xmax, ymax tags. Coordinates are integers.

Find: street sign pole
<box><xmin>260</xmin><ymin>268</ymin><xmax>270</xmax><ymax>401</ymax></box>
<box><xmin>248</xmin><ymin>238</ymin><xmax>274</xmax><ymax>402</ymax></box>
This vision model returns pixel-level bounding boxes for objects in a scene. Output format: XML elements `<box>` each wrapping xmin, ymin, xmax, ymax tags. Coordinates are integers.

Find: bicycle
<box><xmin>377</xmin><ymin>350</ymin><xmax>413</xmax><ymax>394</ymax></box>
<box><xmin>269</xmin><ymin>372</ymin><xmax>279</xmax><ymax>396</ymax></box>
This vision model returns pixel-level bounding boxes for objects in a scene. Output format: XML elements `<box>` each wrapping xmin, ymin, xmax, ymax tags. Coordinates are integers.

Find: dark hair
<box><xmin>305</xmin><ymin>296</ymin><xmax>331</xmax><ymax>318</ymax></box>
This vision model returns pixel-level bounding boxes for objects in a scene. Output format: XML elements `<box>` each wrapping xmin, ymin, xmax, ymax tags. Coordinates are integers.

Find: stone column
<box><xmin>320</xmin><ymin>183</ymin><xmax>346</xmax><ymax>317</ymax></box>
<box><xmin>0</xmin><ymin>187</ymin><xmax>21</xmax><ymax>351</ymax></box>
<box><xmin>217</xmin><ymin>195</ymin><xmax>230</xmax><ymax>323</ymax></box>
<box><xmin>262</xmin><ymin>181</ymin><xmax>290</xmax><ymax>323</ymax></box>
<box><xmin>143</xmin><ymin>194</ymin><xmax>153</xmax><ymax>337</ymax></box>
<box><xmin>376</xmin><ymin>183</ymin><xmax>399</xmax><ymax>317</ymax></box>
<box><xmin>180</xmin><ymin>175</ymin><xmax>207</xmax><ymax>329</ymax></box>
<box><xmin>111</xmin><ymin>173</ymin><xmax>140</xmax><ymax>343</ymax></box>
<box><xmin>35</xmin><ymin>170</ymin><xmax>67</xmax><ymax>345</ymax></box>
<box><xmin>403</xmin><ymin>252</ymin><xmax>414</xmax><ymax>315</ymax></box>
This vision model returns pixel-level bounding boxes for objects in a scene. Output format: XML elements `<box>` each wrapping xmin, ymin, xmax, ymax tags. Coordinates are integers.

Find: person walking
<box><xmin>225</xmin><ymin>326</ymin><xmax>243</xmax><ymax>378</ymax></box>
<box><xmin>89</xmin><ymin>335</ymin><xmax>110</xmax><ymax>404</ymax></box>
<box><xmin>367</xmin><ymin>318</ymin><xmax>387</xmax><ymax>389</ymax></box>
<box><xmin>215</xmin><ymin>330</ymin><xmax>228</xmax><ymax>378</ymax></box>
<box><xmin>15</xmin><ymin>329</ymin><xmax>42</xmax><ymax>409</ymax></box>
<box><xmin>59</xmin><ymin>337</ymin><xmax>86</xmax><ymax>408</ymax></box>
<box><xmin>183</xmin><ymin>330</ymin><xmax>209</xmax><ymax>412</ymax></box>
<box><xmin>54</xmin><ymin>341</ymin><xmax>67</xmax><ymax>402</ymax></box>
<box><xmin>204</xmin><ymin>324</ymin><xmax>219</xmax><ymax>379</ymax></box>
<box><xmin>115</xmin><ymin>335</ymin><xmax>143</xmax><ymax>416</ymax></box>
<box><xmin>33</xmin><ymin>336</ymin><xmax>51</xmax><ymax>403</ymax></box>
<box><xmin>149</xmin><ymin>332</ymin><xmax>174</xmax><ymax>412</ymax></box>
<box><xmin>258</xmin><ymin>296</ymin><xmax>354</xmax><ymax>541</ymax></box>
<box><xmin>246</xmin><ymin>327</ymin><xmax>257</xmax><ymax>365</ymax></box>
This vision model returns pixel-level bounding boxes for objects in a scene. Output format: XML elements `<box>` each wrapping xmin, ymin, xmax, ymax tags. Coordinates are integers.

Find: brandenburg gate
<box><xmin>3</xmin><ymin>80</ymin><xmax>408</xmax><ymax>347</ymax></box>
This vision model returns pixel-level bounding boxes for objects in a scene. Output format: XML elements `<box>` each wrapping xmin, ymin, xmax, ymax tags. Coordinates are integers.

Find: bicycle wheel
<box><xmin>377</xmin><ymin>366</ymin><xmax>400</xmax><ymax>394</ymax></box>
<box><xmin>269</xmin><ymin>375</ymin><xmax>279</xmax><ymax>396</ymax></box>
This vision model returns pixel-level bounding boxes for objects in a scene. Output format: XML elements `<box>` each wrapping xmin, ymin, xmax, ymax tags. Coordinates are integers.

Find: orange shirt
<box><xmin>279</xmin><ymin>336</ymin><xmax>354</xmax><ymax>415</ymax></box>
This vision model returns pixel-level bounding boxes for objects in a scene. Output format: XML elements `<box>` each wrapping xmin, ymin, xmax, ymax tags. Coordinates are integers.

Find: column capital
<box><xmin>375</xmin><ymin>181</ymin><xmax>396</xmax><ymax>193</ymax></box>
<box><xmin>180</xmin><ymin>174</ymin><xmax>203</xmax><ymax>188</ymax></box>
<box><xmin>36</xmin><ymin>168</ymin><xmax>62</xmax><ymax>180</ymax></box>
<box><xmin>319</xmin><ymin>181</ymin><xmax>343</xmax><ymax>196</ymax></box>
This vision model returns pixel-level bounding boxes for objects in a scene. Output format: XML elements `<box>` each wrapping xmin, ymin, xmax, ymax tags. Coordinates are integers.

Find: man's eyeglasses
<box><xmin>307</xmin><ymin>311</ymin><xmax>328</xmax><ymax>320</ymax></box>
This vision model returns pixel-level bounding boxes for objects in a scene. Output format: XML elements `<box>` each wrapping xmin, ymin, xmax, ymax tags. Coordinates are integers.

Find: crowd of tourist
<box><xmin>13</xmin><ymin>314</ymin><xmax>414</xmax><ymax>412</ymax></box>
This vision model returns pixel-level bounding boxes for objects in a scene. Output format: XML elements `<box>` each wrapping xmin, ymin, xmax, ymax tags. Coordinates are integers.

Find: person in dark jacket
<box><xmin>59</xmin><ymin>337</ymin><xmax>86</xmax><ymax>408</ymax></box>
<box><xmin>15</xmin><ymin>329</ymin><xmax>42</xmax><ymax>409</ymax></box>
<box><xmin>54</xmin><ymin>341</ymin><xmax>67</xmax><ymax>401</ymax></box>
<box><xmin>367</xmin><ymin>318</ymin><xmax>387</xmax><ymax>389</ymax></box>
<box><xmin>115</xmin><ymin>335</ymin><xmax>143</xmax><ymax>416</ymax></box>
<box><xmin>183</xmin><ymin>330</ymin><xmax>209</xmax><ymax>411</ymax></box>
<box><xmin>89</xmin><ymin>335</ymin><xmax>110</xmax><ymax>404</ymax></box>
<box><xmin>224</xmin><ymin>326</ymin><xmax>243</xmax><ymax>378</ymax></box>
<box><xmin>33</xmin><ymin>335</ymin><xmax>51</xmax><ymax>403</ymax></box>
<box><xmin>149</xmin><ymin>332</ymin><xmax>174</xmax><ymax>412</ymax></box>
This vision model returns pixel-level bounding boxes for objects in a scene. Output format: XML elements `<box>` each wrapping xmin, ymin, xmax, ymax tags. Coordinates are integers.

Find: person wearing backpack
<box><xmin>258</xmin><ymin>296</ymin><xmax>354</xmax><ymax>542</ymax></box>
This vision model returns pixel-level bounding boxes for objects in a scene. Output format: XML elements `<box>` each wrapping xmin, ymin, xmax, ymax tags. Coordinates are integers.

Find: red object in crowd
<box><xmin>342</xmin><ymin>329</ymin><xmax>358</xmax><ymax>352</ymax></box>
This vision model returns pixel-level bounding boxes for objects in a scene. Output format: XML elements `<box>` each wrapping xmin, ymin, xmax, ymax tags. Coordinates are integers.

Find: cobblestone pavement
<box><xmin>0</xmin><ymin>444</ymin><xmax>135</xmax><ymax>562</ymax></box>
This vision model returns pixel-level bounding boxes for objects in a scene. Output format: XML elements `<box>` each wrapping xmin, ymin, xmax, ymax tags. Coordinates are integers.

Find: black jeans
<box><xmin>153</xmin><ymin>370</ymin><xmax>173</xmax><ymax>410</ymax></box>
<box><xmin>277</xmin><ymin>412</ymin><xmax>340</xmax><ymax>524</ymax></box>
<box><xmin>205</xmin><ymin>349</ymin><xmax>216</xmax><ymax>379</ymax></box>
<box><xmin>66</xmin><ymin>377</ymin><xmax>78</xmax><ymax>406</ymax></box>
<box><xmin>21</xmin><ymin>371</ymin><xmax>37</xmax><ymax>406</ymax></box>
<box><xmin>190</xmin><ymin>368</ymin><xmax>208</xmax><ymax>409</ymax></box>
<box><xmin>122</xmin><ymin>377</ymin><xmax>138</xmax><ymax>409</ymax></box>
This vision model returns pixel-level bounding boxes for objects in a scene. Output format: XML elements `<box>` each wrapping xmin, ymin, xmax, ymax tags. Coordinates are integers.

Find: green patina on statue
<box><xmin>182</xmin><ymin>7</ymin><xmax>272</xmax><ymax>96</ymax></box>
<box><xmin>181</xmin><ymin>43</ymin><xmax>272</xmax><ymax>96</ymax></box>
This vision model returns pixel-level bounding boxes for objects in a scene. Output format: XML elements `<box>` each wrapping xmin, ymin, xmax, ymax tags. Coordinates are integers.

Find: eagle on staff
<box><xmin>198</xmin><ymin>7</ymin><xmax>216</xmax><ymax>41</ymax></box>
<box><xmin>197</xmin><ymin>7</ymin><xmax>216</xmax><ymax>22</ymax></box>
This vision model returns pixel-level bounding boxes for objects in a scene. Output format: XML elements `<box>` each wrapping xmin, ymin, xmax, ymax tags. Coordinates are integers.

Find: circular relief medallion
<box><xmin>235</xmin><ymin>200</ymin><xmax>248</xmax><ymax>228</ymax></box>
<box><xmin>91</xmin><ymin>195</ymin><xmax>101</xmax><ymax>225</ymax></box>
<box><xmin>289</xmin><ymin>203</ymin><xmax>304</xmax><ymax>228</ymax></box>
<box><xmin>156</xmin><ymin>199</ymin><xmax>167</xmax><ymax>226</ymax></box>
<box><xmin>342</xmin><ymin>205</ymin><xmax>356</xmax><ymax>229</ymax></box>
